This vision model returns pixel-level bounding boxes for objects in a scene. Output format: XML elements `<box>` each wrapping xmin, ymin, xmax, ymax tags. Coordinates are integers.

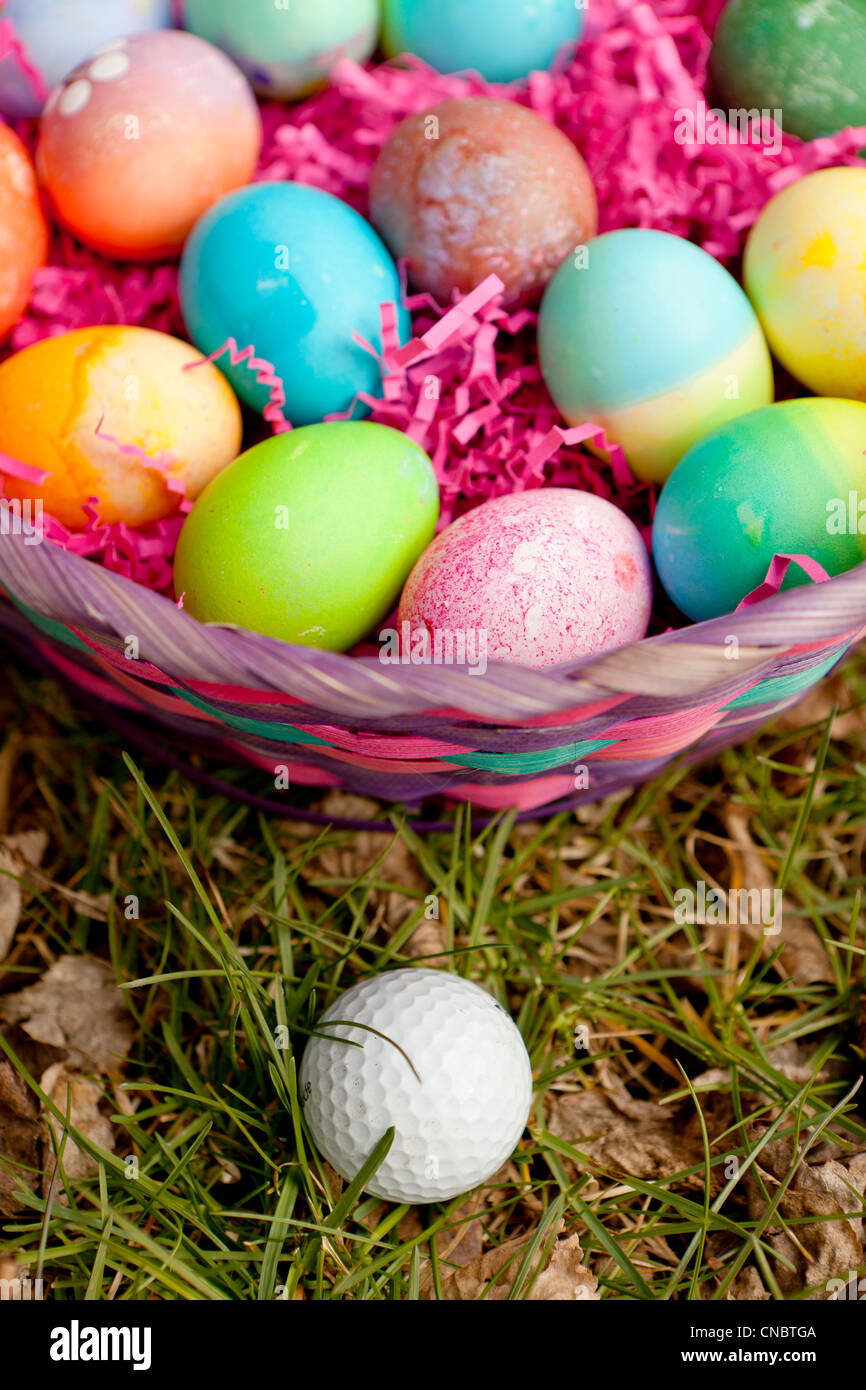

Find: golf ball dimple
<box><xmin>299</xmin><ymin>969</ymin><xmax>534</xmax><ymax>1204</ymax></box>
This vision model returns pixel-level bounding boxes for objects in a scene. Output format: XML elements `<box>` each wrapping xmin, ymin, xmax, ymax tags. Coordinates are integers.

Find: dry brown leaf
<box><xmin>0</xmin><ymin>956</ymin><xmax>133</xmax><ymax>1073</ymax></box>
<box><xmin>0</xmin><ymin>1052</ymin><xmax>41</xmax><ymax>1217</ymax></box>
<box><xmin>0</xmin><ymin>830</ymin><xmax>48</xmax><ymax>962</ymax></box>
<box><xmin>294</xmin><ymin>792</ymin><xmax>444</xmax><ymax>954</ymax></box>
<box><xmin>724</xmin><ymin>807</ymin><xmax>834</xmax><ymax>985</ymax></box>
<box><xmin>40</xmin><ymin>1063</ymin><xmax>115</xmax><ymax>1198</ymax></box>
<box><xmin>547</xmin><ymin>1075</ymin><xmax>706</xmax><ymax>1189</ymax></box>
<box><xmin>436</xmin><ymin>1228</ymin><xmax>598</xmax><ymax>1301</ymax></box>
<box><xmin>727</xmin><ymin>1267</ymin><xmax>770</xmax><ymax>1301</ymax></box>
<box><xmin>744</xmin><ymin>1131</ymin><xmax>866</xmax><ymax>1297</ymax></box>
<box><xmin>0</xmin><ymin>1026</ymin><xmax>65</xmax><ymax>1216</ymax></box>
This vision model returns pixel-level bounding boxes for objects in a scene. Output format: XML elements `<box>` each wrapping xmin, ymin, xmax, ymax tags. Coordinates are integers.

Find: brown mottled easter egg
<box><xmin>369</xmin><ymin>98</ymin><xmax>597</xmax><ymax>304</ymax></box>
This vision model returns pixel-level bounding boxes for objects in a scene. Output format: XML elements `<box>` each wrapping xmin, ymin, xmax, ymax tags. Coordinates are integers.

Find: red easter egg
<box><xmin>370</xmin><ymin>97</ymin><xmax>597</xmax><ymax>304</ymax></box>
<box><xmin>0</xmin><ymin>124</ymin><xmax>48</xmax><ymax>338</ymax></box>
<box><xmin>36</xmin><ymin>30</ymin><xmax>262</xmax><ymax>261</ymax></box>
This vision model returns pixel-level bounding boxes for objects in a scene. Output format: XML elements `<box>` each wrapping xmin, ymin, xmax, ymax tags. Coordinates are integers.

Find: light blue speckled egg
<box><xmin>381</xmin><ymin>0</ymin><xmax>582</xmax><ymax>83</ymax></box>
<box><xmin>0</xmin><ymin>0</ymin><xmax>173</xmax><ymax>118</ymax></box>
<box><xmin>179</xmin><ymin>182</ymin><xmax>410</xmax><ymax>425</ymax></box>
<box><xmin>183</xmin><ymin>0</ymin><xmax>380</xmax><ymax>100</ymax></box>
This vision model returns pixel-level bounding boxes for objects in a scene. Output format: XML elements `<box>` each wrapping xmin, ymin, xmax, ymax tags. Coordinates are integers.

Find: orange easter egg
<box><xmin>0</xmin><ymin>326</ymin><xmax>243</xmax><ymax>530</ymax></box>
<box><xmin>36</xmin><ymin>30</ymin><xmax>262</xmax><ymax>260</ymax></box>
<box><xmin>0</xmin><ymin>124</ymin><xmax>48</xmax><ymax>337</ymax></box>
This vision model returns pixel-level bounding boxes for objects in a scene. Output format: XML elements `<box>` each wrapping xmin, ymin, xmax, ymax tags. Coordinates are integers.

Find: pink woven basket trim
<box><xmin>782</xmin><ymin>632</ymin><xmax>866</xmax><ymax>658</ymax></box>
<box><xmin>602</xmin><ymin>699</ymin><xmax>730</xmax><ymax>739</ymax></box>
<box><xmin>311</xmin><ymin>745</ymin><xmax>465</xmax><ymax>774</ymax></box>
<box><xmin>591</xmin><ymin>709</ymin><xmax>726</xmax><ymax>758</ymax></box>
<box><xmin>447</xmin><ymin>773</ymin><xmax>576</xmax><ymax>810</ymax></box>
<box><xmin>36</xmin><ymin>643</ymin><xmax>145</xmax><ymax>715</ymax></box>
<box><xmin>489</xmin><ymin>695</ymin><xmax>633</xmax><ymax>727</ymax></box>
<box><xmin>96</xmin><ymin>661</ymin><xmax>223</xmax><ymax>721</ymax></box>
<box><xmin>68</xmin><ymin>627</ymin><xmax>187</xmax><ymax>688</ymax></box>
<box><xmin>293</xmin><ymin>726</ymin><xmax>475</xmax><ymax>759</ymax></box>
<box><xmin>181</xmin><ymin>680</ymin><xmax>307</xmax><ymax>706</ymax></box>
<box><xmin>421</xmin><ymin>695</ymin><xmax>632</xmax><ymax>726</ymax></box>
<box><xmin>223</xmin><ymin>741</ymin><xmax>343</xmax><ymax>786</ymax></box>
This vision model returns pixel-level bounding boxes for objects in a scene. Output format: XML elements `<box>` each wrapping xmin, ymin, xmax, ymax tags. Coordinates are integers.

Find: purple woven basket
<box><xmin>1</xmin><ymin>530</ymin><xmax>864</xmax><ymax>823</ymax></box>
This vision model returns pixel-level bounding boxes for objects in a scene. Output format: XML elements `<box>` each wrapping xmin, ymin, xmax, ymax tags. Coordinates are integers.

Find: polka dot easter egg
<box><xmin>745</xmin><ymin>167</ymin><xmax>866</xmax><ymax>401</ymax></box>
<box><xmin>0</xmin><ymin>124</ymin><xmax>48</xmax><ymax>339</ymax></box>
<box><xmin>36</xmin><ymin>30</ymin><xmax>262</xmax><ymax>260</ymax></box>
<box><xmin>370</xmin><ymin>98</ymin><xmax>597</xmax><ymax>305</ymax></box>
<box><xmin>397</xmin><ymin>489</ymin><xmax>653</xmax><ymax>669</ymax></box>
<box><xmin>0</xmin><ymin>327</ymin><xmax>243</xmax><ymax>531</ymax></box>
<box><xmin>711</xmin><ymin>0</ymin><xmax>866</xmax><ymax>142</ymax></box>
<box><xmin>184</xmin><ymin>0</ymin><xmax>380</xmax><ymax>101</ymax></box>
<box><xmin>173</xmin><ymin>423</ymin><xmax>439</xmax><ymax>652</ymax></box>
<box><xmin>653</xmin><ymin>398</ymin><xmax>866</xmax><ymax>622</ymax></box>
<box><xmin>179</xmin><ymin>182</ymin><xmax>409</xmax><ymax>424</ymax></box>
<box><xmin>0</xmin><ymin>0</ymin><xmax>173</xmax><ymax>119</ymax></box>
<box><xmin>382</xmin><ymin>0</ymin><xmax>583</xmax><ymax>84</ymax></box>
<box><xmin>538</xmin><ymin>229</ymin><xmax>774</xmax><ymax>483</ymax></box>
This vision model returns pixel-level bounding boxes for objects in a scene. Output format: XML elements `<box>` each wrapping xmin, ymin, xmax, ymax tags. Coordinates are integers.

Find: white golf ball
<box><xmin>299</xmin><ymin>968</ymin><xmax>534</xmax><ymax>1204</ymax></box>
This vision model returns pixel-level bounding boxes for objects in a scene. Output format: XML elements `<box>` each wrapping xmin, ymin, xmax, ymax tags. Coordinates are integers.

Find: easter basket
<box><xmin>2</xmin><ymin>0</ymin><xmax>866</xmax><ymax>825</ymax></box>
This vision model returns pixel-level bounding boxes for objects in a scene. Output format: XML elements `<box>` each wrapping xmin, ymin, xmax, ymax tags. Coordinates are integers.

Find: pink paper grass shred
<box><xmin>4</xmin><ymin>0</ymin><xmax>866</xmax><ymax>600</ymax></box>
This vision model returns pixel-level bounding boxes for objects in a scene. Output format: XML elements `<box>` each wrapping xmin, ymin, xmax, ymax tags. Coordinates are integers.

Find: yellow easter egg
<box><xmin>0</xmin><ymin>326</ymin><xmax>242</xmax><ymax>529</ymax></box>
<box><xmin>744</xmin><ymin>167</ymin><xmax>866</xmax><ymax>401</ymax></box>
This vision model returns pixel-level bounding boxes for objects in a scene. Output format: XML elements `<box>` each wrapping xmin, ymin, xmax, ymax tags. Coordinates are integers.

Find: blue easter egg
<box><xmin>179</xmin><ymin>183</ymin><xmax>410</xmax><ymax>425</ymax></box>
<box><xmin>0</xmin><ymin>0</ymin><xmax>173</xmax><ymax>118</ymax></box>
<box><xmin>538</xmin><ymin>228</ymin><xmax>774</xmax><ymax>483</ymax></box>
<box><xmin>381</xmin><ymin>0</ymin><xmax>582</xmax><ymax>84</ymax></box>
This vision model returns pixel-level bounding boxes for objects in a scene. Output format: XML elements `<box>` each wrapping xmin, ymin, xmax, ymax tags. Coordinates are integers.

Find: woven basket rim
<box><xmin>2</xmin><ymin>530</ymin><xmax>865</xmax><ymax>723</ymax></box>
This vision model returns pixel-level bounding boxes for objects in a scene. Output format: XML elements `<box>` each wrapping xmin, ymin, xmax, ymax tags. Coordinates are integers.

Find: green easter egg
<box><xmin>710</xmin><ymin>0</ymin><xmax>866</xmax><ymax>142</ymax></box>
<box><xmin>173</xmin><ymin>422</ymin><xmax>440</xmax><ymax>650</ymax></box>
<box><xmin>653</xmin><ymin>398</ymin><xmax>866</xmax><ymax>621</ymax></box>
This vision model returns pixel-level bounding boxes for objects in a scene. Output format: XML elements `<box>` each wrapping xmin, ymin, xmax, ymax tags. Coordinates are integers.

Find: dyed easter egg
<box><xmin>174</xmin><ymin>423</ymin><xmax>439</xmax><ymax>651</ymax></box>
<box><xmin>744</xmin><ymin>167</ymin><xmax>866</xmax><ymax>401</ymax></box>
<box><xmin>0</xmin><ymin>0</ymin><xmax>173</xmax><ymax>119</ymax></box>
<box><xmin>370</xmin><ymin>98</ymin><xmax>597</xmax><ymax>305</ymax></box>
<box><xmin>653</xmin><ymin>399</ymin><xmax>866</xmax><ymax>622</ymax></box>
<box><xmin>397</xmin><ymin>489</ymin><xmax>652</xmax><ymax>669</ymax></box>
<box><xmin>179</xmin><ymin>182</ymin><xmax>409</xmax><ymax>424</ymax></box>
<box><xmin>0</xmin><ymin>327</ymin><xmax>242</xmax><ymax>531</ymax></box>
<box><xmin>381</xmin><ymin>0</ymin><xmax>582</xmax><ymax>84</ymax></box>
<box><xmin>538</xmin><ymin>229</ymin><xmax>774</xmax><ymax>484</ymax></box>
<box><xmin>711</xmin><ymin>0</ymin><xmax>866</xmax><ymax>142</ymax></box>
<box><xmin>0</xmin><ymin>125</ymin><xmax>49</xmax><ymax>338</ymax></box>
<box><xmin>184</xmin><ymin>0</ymin><xmax>380</xmax><ymax>100</ymax></box>
<box><xmin>36</xmin><ymin>30</ymin><xmax>262</xmax><ymax>260</ymax></box>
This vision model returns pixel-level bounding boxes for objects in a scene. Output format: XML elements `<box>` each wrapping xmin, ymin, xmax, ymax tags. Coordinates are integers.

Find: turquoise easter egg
<box><xmin>173</xmin><ymin>422</ymin><xmax>439</xmax><ymax>651</ymax></box>
<box><xmin>653</xmin><ymin>398</ymin><xmax>866</xmax><ymax>621</ymax></box>
<box><xmin>538</xmin><ymin>229</ymin><xmax>774</xmax><ymax>483</ymax></box>
<box><xmin>381</xmin><ymin>0</ymin><xmax>581</xmax><ymax>83</ymax></box>
<box><xmin>184</xmin><ymin>0</ymin><xmax>380</xmax><ymax>100</ymax></box>
<box><xmin>179</xmin><ymin>183</ymin><xmax>410</xmax><ymax>425</ymax></box>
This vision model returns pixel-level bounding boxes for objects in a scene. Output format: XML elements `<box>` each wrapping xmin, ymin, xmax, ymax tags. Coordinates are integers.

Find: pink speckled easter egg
<box><xmin>369</xmin><ymin>98</ymin><xmax>597</xmax><ymax>304</ymax></box>
<box><xmin>37</xmin><ymin>30</ymin><xmax>262</xmax><ymax>260</ymax></box>
<box><xmin>397</xmin><ymin>489</ymin><xmax>652</xmax><ymax>669</ymax></box>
